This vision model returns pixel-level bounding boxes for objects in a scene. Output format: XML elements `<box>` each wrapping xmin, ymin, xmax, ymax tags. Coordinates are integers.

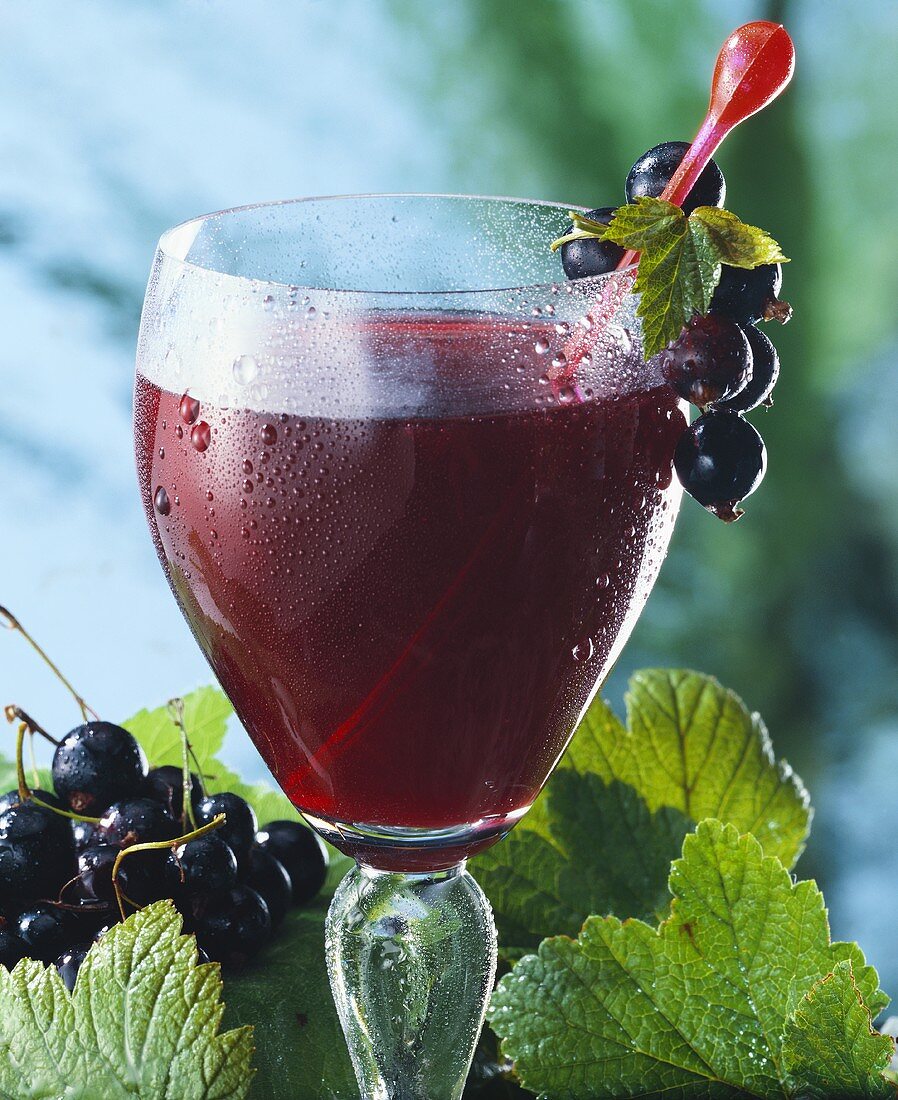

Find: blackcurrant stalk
<box><xmin>0</xmin><ymin>605</ymin><xmax>98</xmax><ymax>723</ymax></box>
<box><xmin>165</xmin><ymin>696</ymin><xmax>206</xmax><ymax>831</ymax></box>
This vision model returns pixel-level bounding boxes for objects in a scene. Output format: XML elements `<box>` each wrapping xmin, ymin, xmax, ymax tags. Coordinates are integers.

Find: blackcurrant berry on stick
<box><xmin>710</xmin><ymin>263</ymin><xmax>786</xmax><ymax>325</ymax></box>
<box><xmin>716</xmin><ymin>324</ymin><xmax>780</xmax><ymax>412</ymax></box>
<box><xmin>660</xmin><ymin>314</ymin><xmax>752</xmax><ymax>408</ymax></box>
<box><xmin>626</xmin><ymin>140</ymin><xmax>725</xmax><ymax>214</ymax></box>
<box><xmin>560</xmin><ymin>207</ymin><xmax>625</xmax><ymax>279</ymax></box>
<box><xmin>674</xmin><ymin>410</ymin><xmax>767</xmax><ymax>521</ymax></box>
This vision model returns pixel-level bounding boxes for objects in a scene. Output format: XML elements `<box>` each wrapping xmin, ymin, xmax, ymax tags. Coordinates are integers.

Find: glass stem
<box><xmin>326</xmin><ymin>860</ymin><xmax>497</xmax><ymax>1100</ymax></box>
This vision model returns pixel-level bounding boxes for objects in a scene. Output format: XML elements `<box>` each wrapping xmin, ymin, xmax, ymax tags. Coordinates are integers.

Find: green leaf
<box><xmin>224</xmin><ymin>901</ymin><xmax>356</xmax><ymax>1100</ymax></box>
<box><xmin>783</xmin><ymin>961</ymin><xmax>895</xmax><ymax>1099</ymax></box>
<box><xmin>591</xmin><ymin>197</ymin><xmax>790</xmax><ymax>358</ymax></box>
<box><xmin>124</xmin><ymin>686</ymin><xmax>233</xmax><ymax>769</ymax></box>
<box><xmin>0</xmin><ymin>901</ymin><xmax>254</xmax><ymax>1099</ymax></box>
<box><xmin>690</xmin><ymin>205</ymin><xmax>790</xmax><ymax>269</ymax></box>
<box><xmin>488</xmin><ymin>820</ymin><xmax>888</xmax><ymax>1100</ymax></box>
<box><xmin>473</xmin><ymin>669</ymin><xmax>810</xmax><ymax>954</ymax></box>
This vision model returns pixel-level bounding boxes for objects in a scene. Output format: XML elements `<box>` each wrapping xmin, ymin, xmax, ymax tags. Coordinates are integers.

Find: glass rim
<box><xmin>156</xmin><ymin>192</ymin><xmax>637</xmax><ymax>297</ymax></box>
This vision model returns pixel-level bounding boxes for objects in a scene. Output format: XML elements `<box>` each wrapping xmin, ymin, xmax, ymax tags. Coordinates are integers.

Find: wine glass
<box><xmin>134</xmin><ymin>194</ymin><xmax>684</xmax><ymax>1099</ymax></box>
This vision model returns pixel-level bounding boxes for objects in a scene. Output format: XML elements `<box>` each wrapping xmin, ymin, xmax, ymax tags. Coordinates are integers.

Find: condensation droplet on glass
<box><xmin>534</xmin><ymin>338</ymin><xmax>550</xmax><ymax>355</ymax></box>
<box><xmin>596</xmin><ymin>573</ymin><xmax>609</xmax><ymax>589</ymax></box>
<box><xmin>153</xmin><ymin>486</ymin><xmax>171</xmax><ymax>516</ymax></box>
<box><xmin>306</xmin><ymin>305</ymin><xmax>317</xmax><ymax>319</ymax></box>
<box><xmin>552</xmin><ymin>353</ymin><xmax>567</xmax><ymax>368</ymax></box>
<box><xmin>191</xmin><ymin>422</ymin><xmax>211</xmax><ymax>452</ymax></box>
<box><xmin>544</xmin><ymin>302</ymin><xmax>556</xmax><ymax>315</ymax></box>
<box><xmin>233</xmin><ymin>354</ymin><xmax>259</xmax><ymax>386</ymax></box>
<box><xmin>262</xmin><ymin>294</ymin><xmax>275</xmax><ymax>311</ymax></box>
<box><xmin>179</xmin><ymin>394</ymin><xmax>200</xmax><ymax>425</ymax></box>
<box><xmin>554</xmin><ymin>322</ymin><xmax>569</xmax><ymax>336</ymax></box>
<box><xmin>261</xmin><ymin>424</ymin><xmax>278</xmax><ymax>446</ymax></box>
<box><xmin>572</xmin><ymin>637</ymin><xmax>595</xmax><ymax>663</ymax></box>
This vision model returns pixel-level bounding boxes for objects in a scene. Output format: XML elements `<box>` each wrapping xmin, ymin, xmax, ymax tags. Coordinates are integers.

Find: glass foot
<box><xmin>325</xmin><ymin>861</ymin><xmax>497</xmax><ymax>1100</ymax></box>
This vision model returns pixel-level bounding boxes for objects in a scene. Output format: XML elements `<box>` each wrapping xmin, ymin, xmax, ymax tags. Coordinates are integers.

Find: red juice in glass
<box><xmin>136</xmin><ymin>312</ymin><xmax>684</xmax><ymax>867</ymax></box>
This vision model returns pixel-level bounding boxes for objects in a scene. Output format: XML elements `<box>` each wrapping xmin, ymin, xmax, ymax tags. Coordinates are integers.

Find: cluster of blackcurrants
<box><xmin>560</xmin><ymin>140</ymin><xmax>789</xmax><ymax>521</ymax></box>
<box><xmin>0</xmin><ymin>718</ymin><xmax>328</xmax><ymax>989</ymax></box>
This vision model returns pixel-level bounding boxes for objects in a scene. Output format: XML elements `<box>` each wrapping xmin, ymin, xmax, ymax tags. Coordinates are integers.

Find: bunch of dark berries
<box><xmin>559</xmin><ymin>140</ymin><xmax>791</xmax><ymax>522</ymax></box>
<box><xmin>0</xmin><ymin>606</ymin><xmax>328</xmax><ymax>989</ymax></box>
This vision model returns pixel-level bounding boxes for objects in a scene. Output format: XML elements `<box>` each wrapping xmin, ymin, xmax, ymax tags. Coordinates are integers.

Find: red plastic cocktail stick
<box><xmin>618</xmin><ymin>21</ymin><xmax>795</xmax><ymax>267</ymax></box>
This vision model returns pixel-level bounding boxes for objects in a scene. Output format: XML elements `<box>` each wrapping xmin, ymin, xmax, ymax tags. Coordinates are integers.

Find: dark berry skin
<box><xmin>717</xmin><ymin>325</ymin><xmax>780</xmax><ymax>413</ymax></box>
<box><xmin>626</xmin><ymin>140</ymin><xmax>726</xmax><ymax>214</ymax></box>
<box><xmin>168</xmin><ymin>834</ymin><xmax>238</xmax><ymax>899</ymax></box>
<box><xmin>96</xmin><ymin>798</ymin><xmax>179</xmax><ymax>849</ymax></box>
<box><xmin>246</xmin><ymin>845</ymin><xmax>292</xmax><ymax>927</ymax></box>
<box><xmin>52</xmin><ymin>722</ymin><xmax>148</xmax><ymax>815</ymax></box>
<box><xmin>0</xmin><ymin>926</ymin><xmax>28</xmax><ymax>969</ymax></box>
<box><xmin>144</xmin><ymin>766</ymin><xmax>203</xmax><ymax>820</ymax></box>
<box><xmin>17</xmin><ymin>904</ymin><xmax>71</xmax><ymax>963</ymax></box>
<box><xmin>660</xmin><ymin>314</ymin><xmax>752</xmax><ymax>408</ymax></box>
<box><xmin>709</xmin><ymin>263</ymin><xmax>783</xmax><ymax>325</ymax></box>
<box><xmin>560</xmin><ymin>207</ymin><xmax>625</xmax><ymax>279</ymax></box>
<box><xmin>256</xmin><ymin>820</ymin><xmax>328</xmax><ymax>905</ymax></box>
<box><xmin>0</xmin><ymin>801</ymin><xmax>76</xmax><ymax>900</ymax></box>
<box><xmin>56</xmin><ymin>944</ymin><xmax>90</xmax><ymax>992</ymax></box>
<box><xmin>674</xmin><ymin>410</ymin><xmax>767</xmax><ymax>521</ymax></box>
<box><xmin>194</xmin><ymin>885</ymin><xmax>271</xmax><ymax>968</ymax></box>
<box><xmin>194</xmin><ymin>793</ymin><xmax>257</xmax><ymax>864</ymax></box>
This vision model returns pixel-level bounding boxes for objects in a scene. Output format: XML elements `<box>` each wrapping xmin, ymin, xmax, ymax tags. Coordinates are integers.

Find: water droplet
<box><xmin>243</xmin><ymin>479</ymin><xmax>254</xmax><ymax>494</ymax></box>
<box><xmin>191</xmin><ymin>422</ymin><xmax>211</xmax><ymax>452</ymax></box>
<box><xmin>558</xmin><ymin>385</ymin><xmax>576</xmax><ymax>404</ymax></box>
<box><xmin>262</xmin><ymin>294</ymin><xmax>275</xmax><ymax>311</ymax></box>
<box><xmin>572</xmin><ymin>637</ymin><xmax>595</xmax><ymax>663</ymax></box>
<box><xmin>175</xmin><ymin>424</ymin><xmax>184</xmax><ymax>440</ymax></box>
<box><xmin>179</xmin><ymin>394</ymin><xmax>200</xmax><ymax>425</ymax></box>
<box><xmin>306</xmin><ymin>305</ymin><xmax>317</xmax><ymax>319</ymax></box>
<box><xmin>552</xmin><ymin>352</ymin><xmax>567</xmax><ymax>369</ymax></box>
<box><xmin>534</xmin><ymin>337</ymin><xmax>550</xmax><ymax>355</ymax></box>
<box><xmin>260</xmin><ymin>424</ymin><xmax>278</xmax><ymax>446</ymax></box>
<box><xmin>242</xmin><ymin>459</ymin><xmax>254</xmax><ymax>475</ymax></box>
<box><xmin>158</xmin><ymin>447</ymin><xmax>165</xmax><ymax>460</ymax></box>
<box><xmin>233</xmin><ymin>354</ymin><xmax>259</xmax><ymax>386</ymax></box>
<box><xmin>206</xmin><ymin>491</ymin><xmax>214</xmax><ymax>502</ymax></box>
<box><xmin>154</xmin><ymin>486</ymin><xmax>171</xmax><ymax>516</ymax></box>
<box><xmin>596</xmin><ymin>574</ymin><xmax>609</xmax><ymax>589</ymax></box>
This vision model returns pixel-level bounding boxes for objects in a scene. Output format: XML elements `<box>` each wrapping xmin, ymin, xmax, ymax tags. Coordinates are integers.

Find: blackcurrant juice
<box><xmin>135</xmin><ymin>314</ymin><xmax>684</xmax><ymax>867</ymax></box>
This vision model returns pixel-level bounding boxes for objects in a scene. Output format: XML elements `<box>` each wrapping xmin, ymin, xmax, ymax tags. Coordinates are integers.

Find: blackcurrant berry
<box><xmin>559</xmin><ymin>207</ymin><xmax>624</xmax><ymax>279</ymax></box>
<box><xmin>0</xmin><ymin>925</ymin><xmax>28</xmax><ymax>969</ymax></box>
<box><xmin>74</xmin><ymin>844</ymin><xmax>120</xmax><ymax>905</ymax></box>
<box><xmin>660</xmin><ymin>314</ymin><xmax>752</xmax><ymax>408</ymax></box>
<box><xmin>256</xmin><ymin>820</ymin><xmax>328</xmax><ymax>905</ymax></box>
<box><xmin>674</xmin><ymin>410</ymin><xmax>767</xmax><ymax>521</ymax></box>
<box><xmin>52</xmin><ymin>722</ymin><xmax>148</xmax><ymax>815</ymax></box>
<box><xmin>245</xmin><ymin>845</ymin><xmax>292</xmax><ymax>928</ymax></box>
<box><xmin>626</xmin><ymin>140</ymin><xmax>725</xmax><ymax>214</ymax></box>
<box><xmin>0</xmin><ymin>802</ymin><xmax>76</xmax><ymax>900</ymax></box>
<box><xmin>17</xmin><ymin>904</ymin><xmax>71</xmax><ymax>963</ymax></box>
<box><xmin>709</xmin><ymin>263</ymin><xmax>783</xmax><ymax>325</ymax></box>
<box><xmin>193</xmin><ymin>884</ymin><xmax>272</xmax><ymax>968</ymax></box>
<box><xmin>168</xmin><ymin>834</ymin><xmax>238</xmax><ymax>899</ymax></box>
<box><xmin>194</xmin><ymin>793</ymin><xmax>257</xmax><ymax>864</ymax></box>
<box><xmin>716</xmin><ymin>324</ymin><xmax>780</xmax><ymax>413</ymax></box>
<box><xmin>144</xmin><ymin>766</ymin><xmax>203</xmax><ymax>819</ymax></box>
<box><xmin>56</xmin><ymin>944</ymin><xmax>90</xmax><ymax>992</ymax></box>
<box><xmin>96</xmin><ymin>798</ymin><xmax>179</xmax><ymax>848</ymax></box>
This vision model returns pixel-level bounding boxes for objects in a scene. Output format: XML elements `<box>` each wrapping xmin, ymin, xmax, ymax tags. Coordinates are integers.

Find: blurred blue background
<box><xmin>2</xmin><ymin>0</ymin><xmax>898</xmax><ymax>987</ymax></box>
